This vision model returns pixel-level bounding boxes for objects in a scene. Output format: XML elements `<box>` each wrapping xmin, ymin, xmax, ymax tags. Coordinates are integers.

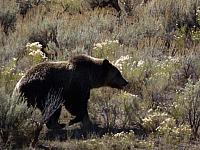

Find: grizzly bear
<box><xmin>13</xmin><ymin>55</ymin><xmax>128</xmax><ymax>129</ymax></box>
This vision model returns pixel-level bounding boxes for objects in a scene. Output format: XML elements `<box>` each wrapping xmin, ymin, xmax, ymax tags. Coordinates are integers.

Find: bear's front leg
<box><xmin>46</xmin><ymin>107</ymin><xmax>66</xmax><ymax>130</ymax></box>
<box><xmin>68</xmin><ymin>110</ymin><xmax>92</xmax><ymax>127</ymax></box>
<box><xmin>64</xmin><ymin>99</ymin><xmax>92</xmax><ymax>127</ymax></box>
<box><xmin>64</xmin><ymin>88</ymin><xmax>93</xmax><ymax>127</ymax></box>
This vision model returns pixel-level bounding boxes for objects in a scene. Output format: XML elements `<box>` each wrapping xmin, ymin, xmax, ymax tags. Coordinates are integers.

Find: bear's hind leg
<box><xmin>46</xmin><ymin>107</ymin><xmax>66</xmax><ymax>130</ymax></box>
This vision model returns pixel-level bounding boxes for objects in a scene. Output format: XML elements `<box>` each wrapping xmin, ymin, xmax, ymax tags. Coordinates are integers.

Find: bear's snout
<box><xmin>121</xmin><ymin>79</ymin><xmax>128</xmax><ymax>87</ymax></box>
<box><xmin>124</xmin><ymin>80</ymin><xmax>129</xmax><ymax>86</ymax></box>
<box><xmin>116</xmin><ymin>78</ymin><xmax>128</xmax><ymax>89</ymax></box>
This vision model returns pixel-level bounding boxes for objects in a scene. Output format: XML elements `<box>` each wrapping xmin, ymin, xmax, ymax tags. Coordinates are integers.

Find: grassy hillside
<box><xmin>1</xmin><ymin>0</ymin><xmax>200</xmax><ymax>149</ymax></box>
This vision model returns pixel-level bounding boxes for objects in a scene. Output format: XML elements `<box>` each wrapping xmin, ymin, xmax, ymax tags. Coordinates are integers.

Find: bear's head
<box><xmin>103</xmin><ymin>59</ymin><xmax>128</xmax><ymax>89</ymax></box>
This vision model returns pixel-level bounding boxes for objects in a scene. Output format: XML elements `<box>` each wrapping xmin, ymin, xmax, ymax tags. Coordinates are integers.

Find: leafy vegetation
<box><xmin>1</xmin><ymin>0</ymin><xmax>200</xmax><ymax>149</ymax></box>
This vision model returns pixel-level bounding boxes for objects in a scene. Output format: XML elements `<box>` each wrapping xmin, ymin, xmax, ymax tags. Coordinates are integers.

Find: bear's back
<box><xmin>16</xmin><ymin>61</ymin><xmax>73</xmax><ymax>92</ymax></box>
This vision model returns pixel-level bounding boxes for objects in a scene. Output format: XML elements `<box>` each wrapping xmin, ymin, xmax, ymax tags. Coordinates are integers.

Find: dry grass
<box><xmin>1</xmin><ymin>0</ymin><xmax>200</xmax><ymax>149</ymax></box>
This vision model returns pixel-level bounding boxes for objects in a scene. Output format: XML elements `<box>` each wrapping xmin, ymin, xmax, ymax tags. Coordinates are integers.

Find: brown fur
<box><xmin>14</xmin><ymin>55</ymin><xmax>128</xmax><ymax>129</ymax></box>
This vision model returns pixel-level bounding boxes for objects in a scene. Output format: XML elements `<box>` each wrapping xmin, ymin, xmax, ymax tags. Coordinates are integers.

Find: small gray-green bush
<box><xmin>0</xmin><ymin>89</ymin><xmax>33</xmax><ymax>148</ymax></box>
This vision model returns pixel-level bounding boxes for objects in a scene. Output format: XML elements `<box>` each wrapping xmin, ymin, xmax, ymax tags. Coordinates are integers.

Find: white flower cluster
<box><xmin>114</xmin><ymin>55</ymin><xmax>131</xmax><ymax>70</ymax></box>
<box><xmin>93</xmin><ymin>40</ymin><xmax>119</xmax><ymax>49</ymax></box>
<box><xmin>157</xmin><ymin>117</ymin><xmax>191</xmax><ymax>137</ymax></box>
<box><xmin>26</xmin><ymin>42</ymin><xmax>47</xmax><ymax>59</ymax></box>
<box><xmin>26</xmin><ymin>42</ymin><xmax>42</xmax><ymax>50</ymax></box>
<box><xmin>142</xmin><ymin>112</ymin><xmax>168</xmax><ymax>123</ymax></box>
<box><xmin>28</xmin><ymin>50</ymin><xmax>46</xmax><ymax>57</ymax></box>
<box><xmin>166</xmin><ymin>56</ymin><xmax>180</xmax><ymax>63</ymax></box>
<box><xmin>142</xmin><ymin>110</ymin><xmax>169</xmax><ymax>131</ymax></box>
<box><xmin>137</xmin><ymin>60</ymin><xmax>145</xmax><ymax>67</ymax></box>
<box><xmin>115</xmin><ymin>55</ymin><xmax>130</xmax><ymax>65</ymax></box>
<box><xmin>126</xmin><ymin>92</ymin><xmax>139</xmax><ymax>99</ymax></box>
<box><xmin>113</xmin><ymin>130</ymin><xmax>135</xmax><ymax>138</ymax></box>
<box><xmin>156</xmin><ymin>117</ymin><xmax>176</xmax><ymax>132</ymax></box>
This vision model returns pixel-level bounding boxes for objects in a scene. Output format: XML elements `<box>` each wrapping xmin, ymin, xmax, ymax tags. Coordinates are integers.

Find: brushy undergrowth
<box><xmin>1</xmin><ymin>0</ymin><xmax>200</xmax><ymax>149</ymax></box>
<box><xmin>0</xmin><ymin>89</ymin><xmax>35</xmax><ymax>149</ymax></box>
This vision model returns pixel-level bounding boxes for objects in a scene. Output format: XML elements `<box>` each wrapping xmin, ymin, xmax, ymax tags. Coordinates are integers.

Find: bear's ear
<box><xmin>103</xmin><ymin>59</ymin><xmax>109</xmax><ymax>65</ymax></box>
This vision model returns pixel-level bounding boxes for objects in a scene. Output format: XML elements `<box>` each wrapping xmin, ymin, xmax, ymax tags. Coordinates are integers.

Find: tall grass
<box><xmin>0</xmin><ymin>0</ymin><xmax>200</xmax><ymax>149</ymax></box>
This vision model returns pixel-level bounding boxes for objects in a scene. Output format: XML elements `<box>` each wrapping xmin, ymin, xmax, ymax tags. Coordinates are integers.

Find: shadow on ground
<box><xmin>42</xmin><ymin>123</ymin><xmax>146</xmax><ymax>141</ymax></box>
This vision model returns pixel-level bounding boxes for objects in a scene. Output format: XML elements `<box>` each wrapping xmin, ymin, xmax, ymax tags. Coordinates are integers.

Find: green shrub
<box><xmin>0</xmin><ymin>0</ymin><xmax>18</xmax><ymax>35</ymax></box>
<box><xmin>172</xmin><ymin>79</ymin><xmax>200</xmax><ymax>139</ymax></box>
<box><xmin>0</xmin><ymin>89</ymin><xmax>34</xmax><ymax>148</ymax></box>
<box><xmin>92</xmin><ymin>40</ymin><xmax>120</xmax><ymax>60</ymax></box>
<box><xmin>57</xmin><ymin>11</ymin><xmax>118</xmax><ymax>53</ymax></box>
<box><xmin>0</xmin><ymin>58</ymin><xmax>23</xmax><ymax>95</ymax></box>
<box><xmin>90</xmin><ymin>88</ymin><xmax>142</xmax><ymax>128</ymax></box>
<box><xmin>0</xmin><ymin>0</ymin><xmax>200</xmax><ymax>148</ymax></box>
<box><xmin>156</xmin><ymin>118</ymin><xmax>191</xmax><ymax>144</ymax></box>
<box><xmin>26</xmin><ymin>42</ymin><xmax>47</xmax><ymax>64</ymax></box>
<box><xmin>58</xmin><ymin>0</ymin><xmax>84</xmax><ymax>14</ymax></box>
